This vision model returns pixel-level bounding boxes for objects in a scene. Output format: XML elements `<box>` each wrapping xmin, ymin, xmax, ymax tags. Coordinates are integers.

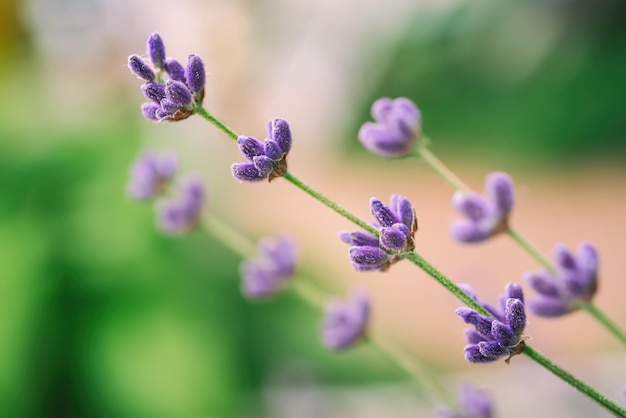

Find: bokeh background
<box><xmin>1</xmin><ymin>0</ymin><xmax>625</xmax><ymax>417</ymax></box>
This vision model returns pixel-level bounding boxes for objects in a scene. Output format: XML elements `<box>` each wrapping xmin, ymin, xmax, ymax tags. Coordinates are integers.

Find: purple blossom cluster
<box><xmin>436</xmin><ymin>385</ymin><xmax>494</xmax><ymax>418</ymax></box>
<box><xmin>321</xmin><ymin>290</ymin><xmax>371</xmax><ymax>350</ymax></box>
<box><xmin>157</xmin><ymin>177</ymin><xmax>206</xmax><ymax>234</ymax></box>
<box><xmin>456</xmin><ymin>283</ymin><xmax>526</xmax><ymax>363</ymax></box>
<box><xmin>358</xmin><ymin>97</ymin><xmax>421</xmax><ymax>157</ymax></box>
<box><xmin>240</xmin><ymin>234</ymin><xmax>297</xmax><ymax>299</ymax></box>
<box><xmin>128</xmin><ymin>33</ymin><xmax>205</xmax><ymax>122</ymax></box>
<box><xmin>524</xmin><ymin>242</ymin><xmax>599</xmax><ymax>317</ymax></box>
<box><xmin>340</xmin><ymin>194</ymin><xmax>417</xmax><ymax>272</ymax></box>
<box><xmin>451</xmin><ymin>172</ymin><xmax>514</xmax><ymax>243</ymax></box>
<box><xmin>232</xmin><ymin>118</ymin><xmax>293</xmax><ymax>182</ymax></box>
<box><xmin>127</xmin><ymin>151</ymin><xmax>178</xmax><ymax>200</ymax></box>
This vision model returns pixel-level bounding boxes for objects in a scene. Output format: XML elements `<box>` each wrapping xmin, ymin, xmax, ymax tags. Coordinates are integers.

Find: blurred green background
<box><xmin>1</xmin><ymin>0</ymin><xmax>625</xmax><ymax>417</ymax></box>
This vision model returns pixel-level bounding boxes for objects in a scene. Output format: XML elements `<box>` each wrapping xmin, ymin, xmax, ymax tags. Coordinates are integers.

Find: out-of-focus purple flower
<box><xmin>157</xmin><ymin>177</ymin><xmax>205</xmax><ymax>234</ymax></box>
<box><xmin>339</xmin><ymin>194</ymin><xmax>417</xmax><ymax>272</ymax></box>
<box><xmin>358</xmin><ymin>97</ymin><xmax>421</xmax><ymax>158</ymax></box>
<box><xmin>435</xmin><ymin>384</ymin><xmax>495</xmax><ymax>418</ymax></box>
<box><xmin>322</xmin><ymin>290</ymin><xmax>370</xmax><ymax>350</ymax></box>
<box><xmin>147</xmin><ymin>33</ymin><xmax>166</xmax><ymax>69</ymax></box>
<box><xmin>128</xmin><ymin>33</ymin><xmax>207</xmax><ymax>122</ymax></box>
<box><xmin>232</xmin><ymin>118</ymin><xmax>293</xmax><ymax>182</ymax></box>
<box><xmin>127</xmin><ymin>151</ymin><xmax>178</xmax><ymax>200</ymax></box>
<box><xmin>524</xmin><ymin>242</ymin><xmax>599</xmax><ymax>317</ymax></box>
<box><xmin>240</xmin><ymin>234</ymin><xmax>297</xmax><ymax>299</ymax></box>
<box><xmin>451</xmin><ymin>172</ymin><xmax>514</xmax><ymax>244</ymax></box>
<box><xmin>456</xmin><ymin>283</ymin><xmax>526</xmax><ymax>364</ymax></box>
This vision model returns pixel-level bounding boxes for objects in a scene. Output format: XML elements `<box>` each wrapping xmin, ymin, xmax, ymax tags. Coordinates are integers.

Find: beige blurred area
<box><xmin>7</xmin><ymin>0</ymin><xmax>626</xmax><ymax>416</ymax></box>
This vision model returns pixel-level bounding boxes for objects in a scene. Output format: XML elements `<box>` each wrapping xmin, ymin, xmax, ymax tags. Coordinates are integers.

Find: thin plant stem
<box><xmin>414</xmin><ymin>144</ymin><xmax>471</xmax><ymax>193</ymax></box>
<box><xmin>579</xmin><ymin>302</ymin><xmax>626</xmax><ymax>346</ymax></box>
<box><xmin>195</xmin><ymin>108</ymin><xmax>626</xmax><ymax>416</ymax></box>
<box><xmin>195</xmin><ymin>105</ymin><xmax>238</xmax><ymax>140</ymax></box>
<box><xmin>506</xmin><ymin>227</ymin><xmax>553</xmax><ymax>273</ymax></box>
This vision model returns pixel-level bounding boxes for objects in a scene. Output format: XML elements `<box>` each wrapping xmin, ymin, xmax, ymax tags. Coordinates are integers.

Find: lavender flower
<box><xmin>128</xmin><ymin>33</ymin><xmax>206</xmax><ymax>122</ymax></box>
<box><xmin>240</xmin><ymin>234</ymin><xmax>297</xmax><ymax>299</ymax></box>
<box><xmin>127</xmin><ymin>151</ymin><xmax>178</xmax><ymax>200</ymax></box>
<box><xmin>339</xmin><ymin>194</ymin><xmax>417</xmax><ymax>272</ymax></box>
<box><xmin>232</xmin><ymin>118</ymin><xmax>293</xmax><ymax>182</ymax></box>
<box><xmin>157</xmin><ymin>177</ymin><xmax>205</xmax><ymax>234</ymax></box>
<box><xmin>456</xmin><ymin>283</ymin><xmax>526</xmax><ymax>364</ymax></box>
<box><xmin>436</xmin><ymin>385</ymin><xmax>494</xmax><ymax>418</ymax></box>
<box><xmin>451</xmin><ymin>172</ymin><xmax>514</xmax><ymax>244</ymax></box>
<box><xmin>322</xmin><ymin>290</ymin><xmax>370</xmax><ymax>350</ymax></box>
<box><xmin>358</xmin><ymin>97</ymin><xmax>421</xmax><ymax>157</ymax></box>
<box><xmin>524</xmin><ymin>242</ymin><xmax>599</xmax><ymax>317</ymax></box>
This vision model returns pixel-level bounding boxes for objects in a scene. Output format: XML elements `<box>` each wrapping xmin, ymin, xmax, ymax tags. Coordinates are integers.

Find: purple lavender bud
<box><xmin>525</xmin><ymin>242</ymin><xmax>599</xmax><ymax>317</ymax></box>
<box><xmin>147</xmin><ymin>33</ymin><xmax>166</xmax><ymax>69</ymax></box>
<box><xmin>141</xmin><ymin>102</ymin><xmax>160</xmax><ymax>121</ymax></box>
<box><xmin>232</xmin><ymin>162</ymin><xmax>266</xmax><ymax>182</ymax></box>
<box><xmin>155</xmin><ymin>107</ymin><xmax>173</xmax><ymax>120</ymax></box>
<box><xmin>156</xmin><ymin>177</ymin><xmax>205</xmax><ymax>234</ymax></box>
<box><xmin>165</xmin><ymin>80</ymin><xmax>192</xmax><ymax>108</ymax></box>
<box><xmin>379</xmin><ymin>225</ymin><xmax>408</xmax><ymax>252</ymax></box>
<box><xmin>269</xmin><ymin>118</ymin><xmax>292</xmax><ymax>154</ymax></box>
<box><xmin>451</xmin><ymin>220</ymin><xmax>491</xmax><ymax>243</ymax></box>
<box><xmin>185</xmin><ymin>54</ymin><xmax>205</xmax><ymax>95</ymax></box>
<box><xmin>485</xmin><ymin>172</ymin><xmax>514</xmax><ymax>215</ymax></box>
<box><xmin>370</xmin><ymin>198</ymin><xmax>399</xmax><ymax>228</ymax></box>
<box><xmin>348</xmin><ymin>246</ymin><xmax>389</xmax><ymax>272</ymax></box>
<box><xmin>241</xmin><ymin>234</ymin><xmax>297</xmax><ymax>299</ymax></box>
<box><xmin>452</xmin><ymin>192</ymin><xmax>488</xmax><ymax>222</ymax></box>
<box><xmin>358</xmin><ymin>97</ymin><xmax>421</xmax><ymax>158</ymax></box>
<box><xmin>160</xmin><ymin>99</ymin><xmax>180</xmax><ymax>114</ymax></box>
<box><xmin>165</xmin><ymin>58</ymin><xmax>186</xmax><ymax>83</ymax></box>
<box><xmin>237</xmin><ymin>136</ymin><xmax>265</xmax><ymax>161</ymax></box>
<box><xmin>141</xmin><ymin>82</ymin><xmax>166</xmax><ymax>104</ymax></box>
<box><xmin>339</xmin><ymin>231</ymin><xmax>380</xmax><ymax>247</ymax></box>
<box><xmin>253</xmin><ymin>155</ymin><xmax>274</xmax><ymax>177</ymax></box>
<box><xmin>322</xmin><ymin>290</ymin><xmax>370</xmax><ymax>350</ymax></box>
<box><xmin>128</xmin><ymin>55</ymin><xmax>155</xmax><ymax>82</ymax></box>
<box><xmin>263</xmin><ymin>139</ymin><xmax>284</xmax><ymax>161</ymax></box>
<box><xmin>505</xmin><ymin>283</ymin><xmax>524</xmax><ymax>304</ymax></box>
<box><xmin>457</xmin><ymin>284</ymin><xmax>526</xmax><ymax>364</ymax></box>
<box><xmin>390</xmin><ymin>194</ymin><xmax>415</xmax><ymax>230</ymax></box>
<box><xmin>127</xmin><ymin>151</ymin><xmax>178</xmax><ymax>200</ymax></box>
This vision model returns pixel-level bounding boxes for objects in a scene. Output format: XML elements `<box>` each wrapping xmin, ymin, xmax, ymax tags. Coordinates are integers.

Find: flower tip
<box><xmin>147</xmin><ymin>32</ymin><xmax>166</xmax><ymax>68</ymax></box>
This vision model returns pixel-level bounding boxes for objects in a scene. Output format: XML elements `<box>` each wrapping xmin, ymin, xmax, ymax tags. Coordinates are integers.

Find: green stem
<box><xmin>195</xmin><ymin>105</ymin><xmax>238</xmax><ymax>140</ymax></box>
<box><xmin>506</xmin><ymin>227</ymin><xmax>554</xmax><ymax>273</ymax></box>
<box><xmin>579</xmin><ymin>302</ymin><xmax>626</xmax><ymax>346</ymax></box>
<box><xmin>283</xmin><ymin>171</ymin><xmax>378</xmax><ymax>236</ymax></box>
<box><xmin>523</xmin><ymin>346</ymin><xmax>626</xmax><ymax>417</ymax></box>
<box><xmin>415</xmin><ymin>144</ymin><xmax>471</xmax><ymax>193</ymax></box>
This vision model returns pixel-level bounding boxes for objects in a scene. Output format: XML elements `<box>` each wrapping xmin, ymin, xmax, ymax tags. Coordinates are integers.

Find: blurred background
<box><xmin>1</xmin><ymin>0</ymin><xmax>625</xmax><ymax>417</ymax></box>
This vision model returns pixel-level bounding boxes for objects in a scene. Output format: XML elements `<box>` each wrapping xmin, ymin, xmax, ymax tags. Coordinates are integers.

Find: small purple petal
<box><xmin>505</xmin><ymin>298</ymin><xmax>526</xmax><ymax>335</ymax></box>
<box><xmin>485</xmin><ymin>172</ymin><xmax>514</xmax><ymax>216</ymax></box>
<box><xmin>185</xmin><ymin>54</ymin><xmax>205</xmax><ymax>95</ymax></box>
<box><xmin>452</xmin><ymin>192</ymin><xmax>488</xmax><ymax>222</ymax></box>
<box><xmin>391</xmin><ymin>194</ymin><xmax>415</xmax><ymax>230</ymax></box>
<box><xmin>349</xmin><ymin>246</ymin><xmax>389</xmax><ymax>271</ymax></box>
<box><xmin>528</xmin><ymin>297</ymin><xmax>569</xmax><ymax>317</ymax></box>
<box><xmin>491</xmin><ymin>321</ymin><xmax>517</xmax><ymax>347</ymax></box>
<box><xmin>554</xmin><ymin>244</ymin><xmax>578</xmax><ymax>273</ymax></box>
<box><xmin>128</xmin><ymin>55</ymin><xmax>155</xmax><ymax>82</ymax></box>
<box><xmin>147</xmin><ymin>33</ymin><xmax>166</xmax><ymax>68</ymax></box>
<box><xmin>505</xmin><ymin>283</ymin><xmax>524</xmax><ymax>304</ymax></box>
<box><xmin>523</xmin><ymin>271</ymin><xmax>560</xmax><ymax>297</ymax></box>
<box><xmin>451</xmin><ymin>220</ymin><xmax>491</xmax><ymax>244</ymax></box>
<box><xmin>577</xmin><ymin>241</ymin><xmax>599</xmax><ymax>277</ymax></box>
<box><xmin>253</xmin><ymin>155</ymin><xmax>273</xmax><ymax>177</ymax></box>
<box><xmin>456</xmin><ymin>308</ymin><xmax>493</xmax><ymax>339</ymax></box>
<box><xmin>371</xmin><ymin>97</ymin><xmax>394</xmax><ymax>122</ymax></box>
<box><xmin>464</xmin><ymin>345</ymin><xmax>496</xmax><ymax>363</ymax></box>
<box><xmin>338</xmin><ymin>231</ymin><xmax>379</xmax><ymax>247</ymax></box>
<box><xmin>141</xmin><ymin>82</ymin><xmax>166</xmax><ymax>104</ymax></box>
<box><xmin>322</xmin><ymin>290</ymin><xmax>370</xmax><ymax>350</ymax></box>
<box><xmin>160</xmin><ymin>99</ymin><xmax>179</xmax><ymax>114</ymax></box>
<box><xmin>269</xmin><ymin>118</ymin><xmax>292</xmax><ymax>154</ymax></box>
<box><xmin>232</xmin><ymin>162</ymin><xmax>266</xmax><ymax>182</ymax></box>
<box><xmin>237</xmin><ymin>136</ymin><xmax>265</xmax><ymax>161</ymax></box>
<box><xmin>465</xmin><ymin>328</ymin><xmax>487</xmax><ymax>344</ymax></box>
<box><xmin>478</xmin><ymin>341</ymin><xmax>509</xmax><ymax>359</ymax></box>
<box><xmin>165</xmin><ymin>58</ymin><xmax>186</xmax><ymax>83</ymax></box>
<box><xmin>165</xmin><ymin>80</ymin><xmax>192</xmax><ymax>108</ymax></box>
<box><xmin>458</xmin><ymin>385</ymin><xmax>494</xmax><ymax>418</ymax></box>
<box><xmin>141</xmin><ymin>102</ymin><xmax>160</xmax><ymax>121</ymax></box>
<box><xmin>155</xmin><ymin>107</ymin><xmax>173</xmax><ymax>120</ymax></box>
<box><xmin>379</xmin><ymin>225</ymin><xmax>408</xmax><ymax>251</ymax></box>
<box><xmin>263</xmin><ymin>139</ymin><xmax>283</xmax><ymax>161</ymax></box>
<box><xmin>370</xmin><ymin>198</ymin><xmax>399</xmax><ymax>228</ymax></box>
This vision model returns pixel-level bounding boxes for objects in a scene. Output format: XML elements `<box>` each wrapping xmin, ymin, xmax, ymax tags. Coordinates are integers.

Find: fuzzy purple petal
<box><xmin>253</xmin><ymin>155</ymin><xmax>273</xmax><ymax>177</ymax></box>
<box><xmin>485</xmin><ymin>172</ymin><xmax>514</xmax><ymax>216</ymax></box>
<box><xmin>339</xmin><ymin>231</ymin><xmax>380</xmax><ymax>247</ymax></box>
<box><xmin>232</xmin><ymin>162</ymin><xmax>266</xmax><ymax>182</ymax></box>
<box><xmin>452</xmin><ymin>191</ymin><xmax>488</xmax><ymax>222</ymax></box>
<box><xmin>237</xmin><ymin>136</ymin><xmax>265</xmax><ymax>161</ymax></box>
<box><xmin>165</xmin><ymin>80</ymin><xmax>192</xmax><ymax>108</ymax></box>
<box><xmin>456</xmin><ymin>308</ymin><xmax>493</xmax><ymax>339</ymax></box>
<box><xmin>141</xmin><ymin>102</ymin><xmax>160</xmax><ymax>121</ymax></box>
<box><xmin>379</xmin><ymin>226</ymin><xmax>408</xmax><ymax>251</ymax></box>
<box><xmin>478</xmin><ymin>341</ymin><xmax>509</xmax><ymax>359</ymax></box>
<box><xmin>451</xmin><ymin>220</ymin><xmax>491</xmax><ymax>243</ymax></box>
<box><xmin>523</xmin><ymin>271</ymin><xmax>560</xmax><ymax>297</ymax></box>
<box><xmin>322</xmin><ymin>290</ymin><xmax>370</xmax><ymax>350</ymax></box>
<box><xmin>165</xmin><ymin>58</ymin><xmax>186</xmax><ymax>83</ymax></box>
<box><xmin>141</xmin><ymin>82</ymin><xmax>166</xmax><ymax>103</ymax></box>
<box><xmin>349</xmin><ymin>246</ymin><xmax>389</xmax><ymax>271</ymax></box>
<box><xmin>263</xmin><ymin>139</ymin><xmax>283</xmax><ymax>161</ymax></box>
<box><xmin>504</xmin><ymin>298</ymin><xmax>526</xmax><ymax>335</ymax></box>
<box><xmin>185</xmin><ymin>54</ymin><xmax>205</xmax><ymax>95</ymax></box>
<box><xmin>370</xmin><ymin>198</ymin><xmax>399</xmax><ymax>228</ymax></box>
<box><xmin>269</xmin><ymin>118</ymin><xmax>292</xmax><ymax>154</ymax></box>
<box><xmin>147</xmin><ymin>33</ymin><xmax>166</xmax><ymax>68</ymax></box>
<box><xmin>128</xmin><ymin>55</ymin><xmax>155</xmax><ymax>82</ymax></box>
<box><xmin>528</xmin><ymin>297</ymin><xmax>569</xmax><ymax>317</ymax></box>
<box><xmin>491</xmin><ymin>321</ymin><xmax>517</xmax><ymax>347</ymax></box>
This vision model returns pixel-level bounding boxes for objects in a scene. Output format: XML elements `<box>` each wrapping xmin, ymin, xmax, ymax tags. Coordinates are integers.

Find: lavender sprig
<box><xmin>321</xmin><ymin>290</ymin><xmax>370</xmax><ymax>350</ymax></box>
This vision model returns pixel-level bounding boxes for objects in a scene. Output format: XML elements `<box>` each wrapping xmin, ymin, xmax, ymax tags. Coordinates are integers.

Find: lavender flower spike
<box><xmin>127</xmin><ymin>151</ymin><xmax>178</xmax><ymax>200</ymax></box>
<box><xmin>322</xmin><ymin>290</ymin><xmax>370</xmax><ymax>350</ymax></box>
<box><xmin>456</xmin><ymin>283</ymin><xmax>526</xmax><ymax>364</ymax></box>
<box><xmin>524</xmin><ymin>241</ymin><xmax>599</xmax><ymax>317</ymax></box>
<box><xmin>435</xmin><ymin>384</ymin><xmax>494</xmax><ymax>418</ymax></box>
<box><xmin>340</xmin><ymin>194</ymin><xmax>417</xmax><ymax>272</ymax></box>
<box><xmin>157</xmin><ymin>177</ymin><xmax>205</xmax><ymax>234</ymax></box>
<box><xmin>232</xmin><ymin>118</ymin><xmax>293</xmax><ymax>183</ymax></box>
<box><xmin>358</xmin><ymin>97</ymin><xmax>421</xmax><ymax>158</ymax></box>
<box><xmin>451</xmin><ymin>172</ymin><xmax>514</xmax><ymax>244</ymax></box>
<box><xmin>240</xmin><ymin>234</ymin><xmax>297</xmax><ymax>299</ymax></box>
